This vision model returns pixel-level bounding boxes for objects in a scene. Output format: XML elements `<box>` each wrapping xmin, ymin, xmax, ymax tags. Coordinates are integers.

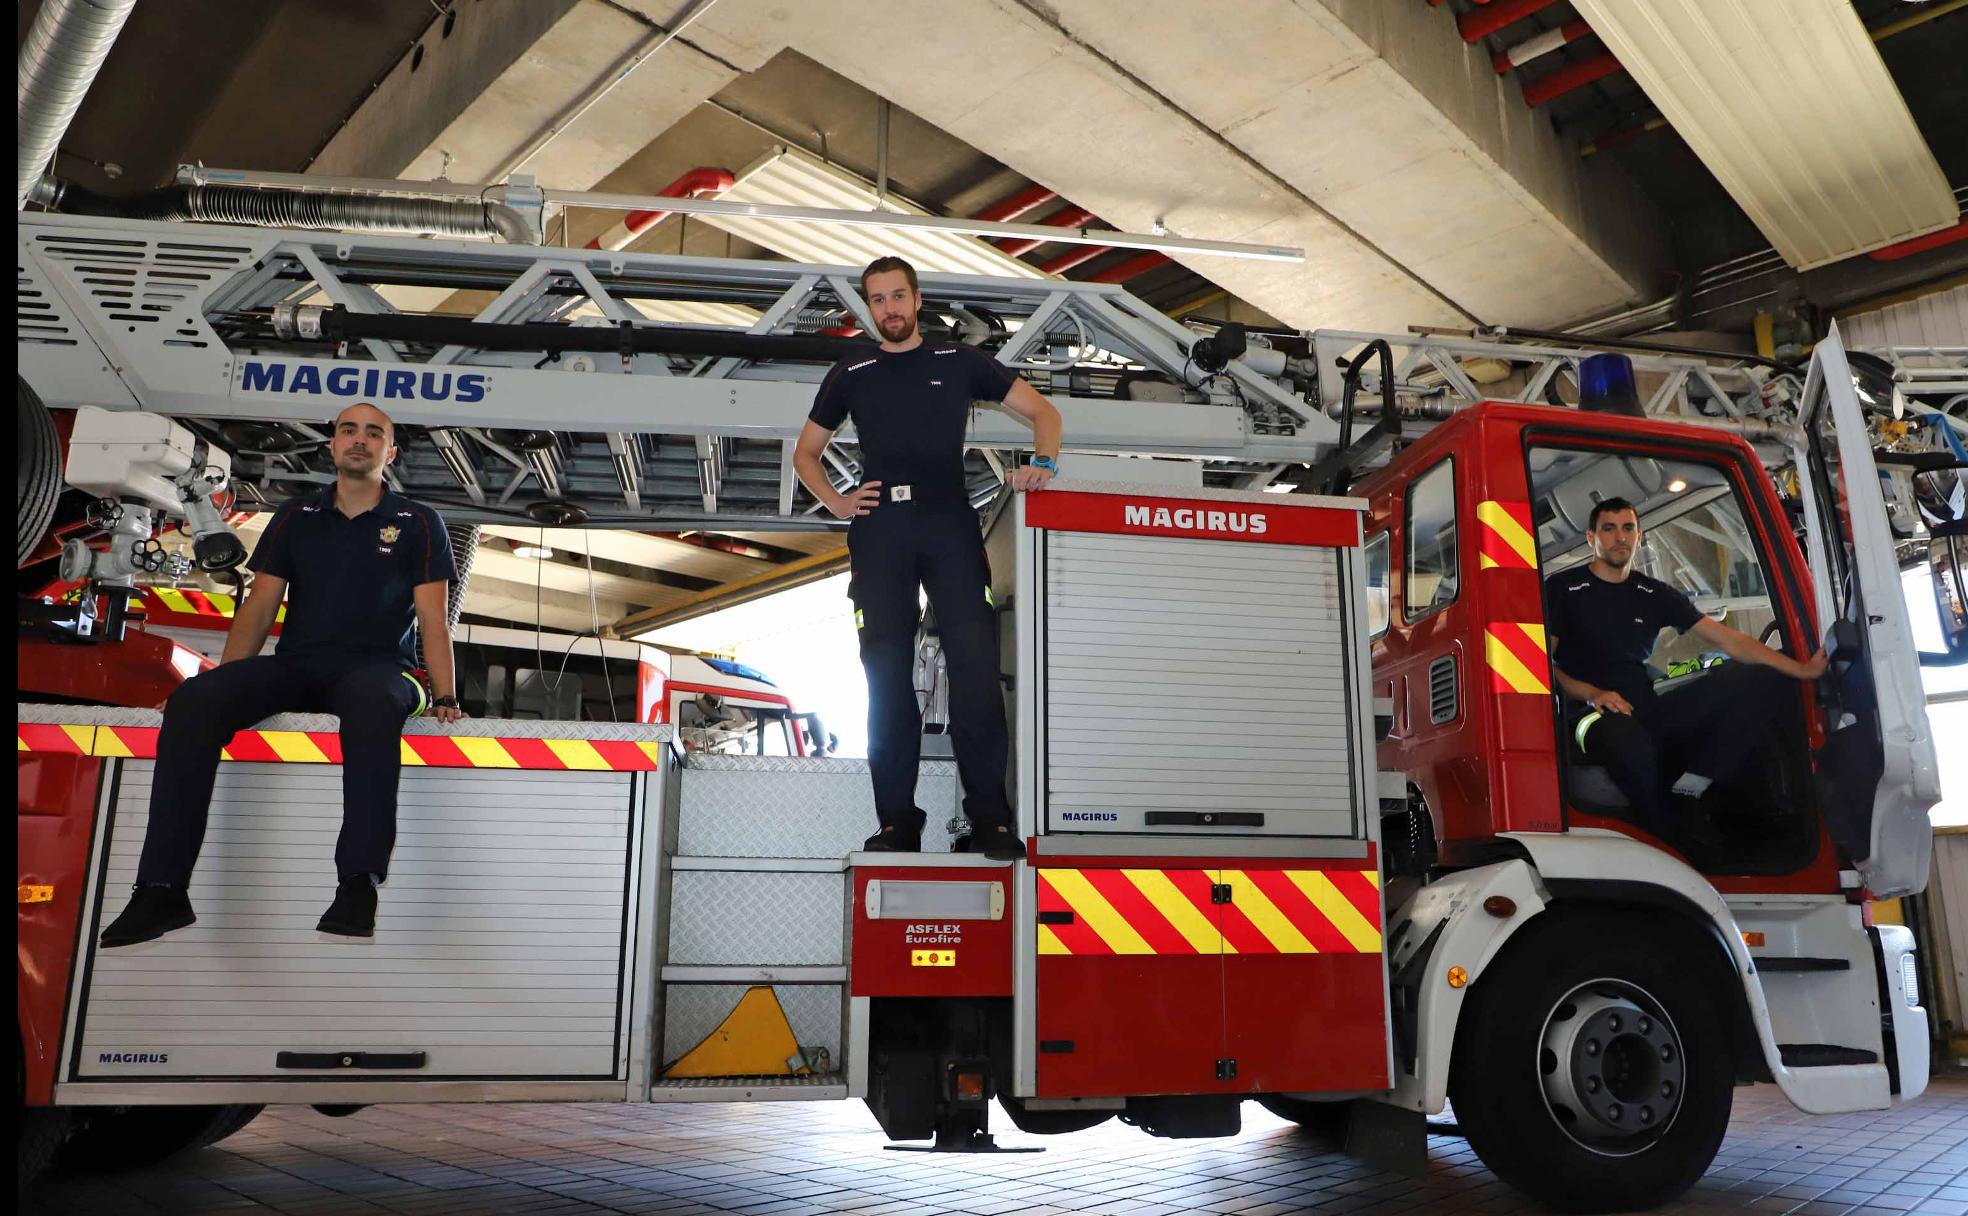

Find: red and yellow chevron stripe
<box><xmin>146</xmin><ymin>587</ymin><xmax>286</xmax><ymax>622</ymax></box>
<box><xmin>1476</xmin><ymin>501</ymin><xmax>1538</xmax><ymax>570</ymax></box>
<box><xmin>16</xmin><ymin>724</ymin><xmax>662</xmax><ymax>771</ymax></box>
<box><xmin>1484</xmin><ymin>622</ymin><xmax>1551</xmax><ymax>695</ymax></box>
<box><xmin>1036</xmin><ymin>867</ymin><xmax>1381</xmax><ymax>956</ymax></box>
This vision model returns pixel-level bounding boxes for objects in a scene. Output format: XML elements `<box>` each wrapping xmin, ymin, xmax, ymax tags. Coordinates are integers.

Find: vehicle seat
<box><xmin>1565</xmin><ymin>763</ymin><xmax>1631</xmax><ymax>812</ymax></box>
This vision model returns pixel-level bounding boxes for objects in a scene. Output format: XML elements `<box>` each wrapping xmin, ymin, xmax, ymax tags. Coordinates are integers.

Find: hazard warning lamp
<box><xmin>1578</xmin><ymin>352</ymin><xmax>1643</xmax><ymax>417</ymax></box>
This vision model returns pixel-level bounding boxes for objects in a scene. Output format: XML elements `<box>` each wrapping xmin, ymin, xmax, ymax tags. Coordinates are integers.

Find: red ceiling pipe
<box><xmin>1459</xmin><ymin>0</ymin><xmax>1558</xmax><ymax>43</ymax></box>
<box><xmin>1493</xmin><ymin>19</ymin><xmax>1591</xmax><ymax>73</ymax></box>
<box><xmin>972</xmin><ymin>183</ymin><xmax>1057</xmax><ymax>224</ymax></box>
<box><xmin>996</xmin><ymin>205</ymin><xmax>1095</xmax><ymax>257</ymax></box>
<box><xmin>1522</xmin><ymin>51</ymin><xmax>1622</xmax><ymax>107</ymax></box>
<box><xmin>1037</xmin><ymin>243</ymin><xmax>1111</xmax><ymax>275</ymax></box>
<box><xmin>1868</xmin><ymin>219</ymin><xmax>1968</xmax><ymax>262</ymax></box>
<box><xmin>1088</xmin><ymin>251</ymin><xmax>1170</xmax><ymax>284</ymax></box>
<box><xmin>584</xmin><ymin>166</ymin><xmax>735</xmax><ymax>250</ymax></box>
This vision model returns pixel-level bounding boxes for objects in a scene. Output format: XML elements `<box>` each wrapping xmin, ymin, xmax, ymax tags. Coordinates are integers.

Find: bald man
<box><xmin>101</xmin><ymin>403</ymin><xmax>462</xmax><ymax>946</ymax></box>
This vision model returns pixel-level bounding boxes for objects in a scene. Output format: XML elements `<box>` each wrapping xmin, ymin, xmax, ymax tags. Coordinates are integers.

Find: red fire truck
<box><xmin>16</xmin><ymin>208</ymin><xmax>1955</xmax><ymax>1212</ymax></box>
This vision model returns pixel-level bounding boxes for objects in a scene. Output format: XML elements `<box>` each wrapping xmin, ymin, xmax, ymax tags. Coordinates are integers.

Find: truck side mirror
<box><xmin>1922</xmin><ymin>532</ymin><xmax>1967</xmax><ymax>667</ymax></box>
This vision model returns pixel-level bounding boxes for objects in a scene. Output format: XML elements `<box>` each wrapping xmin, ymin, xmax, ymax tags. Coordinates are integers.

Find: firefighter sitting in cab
<box><xmin>99</xmin><ymin>402</ymin><xmax>464</xmax><ymax>947</ymax></box>
<box><xmin>1546</xmin><ymin>497</ymin><xmax>1827</xmax><ymax>843</ymax></box>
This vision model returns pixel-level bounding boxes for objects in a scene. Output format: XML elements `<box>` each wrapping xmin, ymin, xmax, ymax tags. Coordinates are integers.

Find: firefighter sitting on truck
<box><xmin>792</xmin><ymin>256</ymin><xmax>1063</xmax><ymax>862</ymax></box>
<box><xmin>1545</xmin><ymin>497</ymin><xmax>1827</xmax><ymax>840</ymax></box>
<box><xmin>99</xmin><ymin>402</ymin><xmax>464</xmax><ymax>947</ymax></box>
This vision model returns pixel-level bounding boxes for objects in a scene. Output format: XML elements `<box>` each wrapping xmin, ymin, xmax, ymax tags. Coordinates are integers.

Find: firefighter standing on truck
<box><xmin>98</xmin><ymin>402</ymin><xmax>465</xmax><ymax>948</ymax></box>
<box><xmin>794</xmin><ymin>256</ymin><xmax>1063</xmax><ymax>861</ymax></box>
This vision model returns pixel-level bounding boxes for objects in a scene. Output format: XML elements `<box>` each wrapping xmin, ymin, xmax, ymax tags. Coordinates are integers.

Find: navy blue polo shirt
<box><xmin>1545</xmin><ymin>565</ymin><xmax>1703</xmax><ymax>710</ymax></box>
<box><xmin>248</xmin><ymin>486</ymin><xmax>456</xmax><ymax>667</ymax></box>
<box><xmin>808</xmin><ymin>342</ymin><xmax>1016</xmax><ymax>501</ymax></box>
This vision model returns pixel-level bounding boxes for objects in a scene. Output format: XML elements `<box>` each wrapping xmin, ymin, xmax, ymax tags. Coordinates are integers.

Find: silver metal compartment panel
<box><xmin>677</xmin><ymin>758</ymin><xmax>959</xmax><ymax>857</ymax></box>
<box><xmin>75</xmin><ymin>763</ymin><xmax>638</xmax><ymax>1081</ymax></box>
<box><xmin>1043</xmin><ymin>532</ymin><xmax>1358</xmax><ymax>837</ymax></box>
<box><xmin>666</xmin><ymin>870</ymin><xmax>844</xmax><ymax>966</ymax></box>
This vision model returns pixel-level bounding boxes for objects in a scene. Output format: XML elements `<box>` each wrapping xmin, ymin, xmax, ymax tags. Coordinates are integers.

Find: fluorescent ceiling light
<box><xmin>1264</xmin><ymin>482</ymin><xmax>1300</xmax><ymax>494</ymax></box>
<box><xmin>1572</xmin><ymin>0</ymin><xmax>1957</xmax><ymax>270</ymax></box>
<box><xmin>512</xmin><ymin>544</ymin><xmax>554</xmax><ymax>560</ymax></box>
<box><xmin>698</xmin><ymin>146</ymin><xmax>1053</xmax><ymax>280</ymax></box>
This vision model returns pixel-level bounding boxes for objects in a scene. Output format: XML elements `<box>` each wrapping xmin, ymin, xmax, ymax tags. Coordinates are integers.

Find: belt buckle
<box><xmin>889</xmin><ymin>485</ymin><xmax>913</xmax><ymax>502</ymax></box>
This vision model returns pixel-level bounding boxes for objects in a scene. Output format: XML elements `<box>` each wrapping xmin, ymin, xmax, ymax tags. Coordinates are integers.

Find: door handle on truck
<box><xmin>276</xmin><ymin>1050</ymin><xmax>428</xmax><ymax>1070</ymax></box>
<box><xmin>1144</xmin><ymin>811</ymin><xmax>1265</xmax><ymax>827</ymax></box>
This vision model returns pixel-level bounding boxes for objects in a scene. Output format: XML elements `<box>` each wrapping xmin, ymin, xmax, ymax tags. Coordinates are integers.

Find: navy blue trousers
<box><xmin>848</xmin><ymin>500</ymin><xmax>1011</xmax><ymax>833</ymax></box>
<box><xmin>136</xmin><ymin>653</ymin><xmax>424</xmax><ymax>886</ymax></box>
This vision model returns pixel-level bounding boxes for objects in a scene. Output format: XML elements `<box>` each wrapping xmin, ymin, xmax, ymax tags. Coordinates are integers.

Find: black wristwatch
<box><xmin>432</xmin><ymin>695</ymin><xmax>460</xmax><ymax>710</ymax></box>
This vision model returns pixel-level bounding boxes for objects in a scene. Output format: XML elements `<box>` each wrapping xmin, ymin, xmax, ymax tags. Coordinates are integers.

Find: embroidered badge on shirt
<box><xmin>379</xmin><ymin>525</ymin><xmax>401</xmax><ymax>543</ymax></box>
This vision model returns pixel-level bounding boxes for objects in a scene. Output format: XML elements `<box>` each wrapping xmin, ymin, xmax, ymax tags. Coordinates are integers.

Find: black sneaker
<box><xmin>972</xmin><ymin>824</ymin><xmax>1026</xmax><ymax>862</ymax></box>
<box><xmin>317</xmin><ymin>876</ymin><xmax>378</xmax><ymax>938</ymax></box>
<box><xmin>861</xmin><ymin>826</ymin><xmax>922</xmax><ymax>853</ymax></box>
<box><xmin>99</xmin><ymin>884</ymin><xmax>196</xmax><ymax>948</ymax></box>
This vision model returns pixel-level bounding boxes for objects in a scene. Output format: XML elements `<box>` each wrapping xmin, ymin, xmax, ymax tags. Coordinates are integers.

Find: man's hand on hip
<box><xmin>831</xmin><ymin>481</ymin><xmax>884</xmax><ymax>518</ymax></box>
<box><xmin>1009</xmin><ymin>464</ymin><xmax>1055</xmax><ymax>492</ymax></box>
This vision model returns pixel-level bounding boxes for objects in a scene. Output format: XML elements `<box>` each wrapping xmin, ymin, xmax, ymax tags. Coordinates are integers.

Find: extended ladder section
<box><xmin>18</xmin><ymin>211</ymin><xmax>1826</xmax><ymax>532</ymax></box>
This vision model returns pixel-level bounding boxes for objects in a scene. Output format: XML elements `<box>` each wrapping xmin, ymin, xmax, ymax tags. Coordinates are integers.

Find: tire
<box><xmin>1449</xmin><ymin>912</ymin><xmax>1735</xmax><ymax>1213</ymax></box>
<box><xmin>17</xmin><ymin>1107</ymin><xmax>70</xmax><ymax>1197</ymax></box>
<box><xmin>17</xmin><ymin>378</ymin><xmax>62</xmax><ymax>568</ymax></box>
<box><xmin>55</xmin><ymin>1103</ymin><xmax>264</xmax><ymax>1171</ymax></box>
<box><xmin>1257</xmin><ymin>1095</ymin><xmax>1353</xmax><ymax>1143</ymax></box>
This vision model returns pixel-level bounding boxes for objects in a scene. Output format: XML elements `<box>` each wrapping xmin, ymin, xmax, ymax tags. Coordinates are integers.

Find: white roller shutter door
<box><xmin>1042</xmin><ymin>531</ymin><xmax>1358</xmax><ymax>838</ymax></box>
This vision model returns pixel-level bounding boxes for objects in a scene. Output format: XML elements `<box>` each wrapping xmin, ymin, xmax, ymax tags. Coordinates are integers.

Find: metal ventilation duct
<box><xmin>17</xmin><ymin>0</ymin><xmax>138</xmax><ymax>209</ymax></box>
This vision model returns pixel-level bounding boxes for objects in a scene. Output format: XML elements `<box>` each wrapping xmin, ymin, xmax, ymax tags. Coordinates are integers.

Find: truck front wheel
<box><xmin>1449</xmin><ymin>913</ymin><xmax>1734</xmax><ymax>1213</ymax></box>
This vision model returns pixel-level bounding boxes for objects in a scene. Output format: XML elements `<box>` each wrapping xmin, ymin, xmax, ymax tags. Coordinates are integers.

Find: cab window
<box><xmin>1404</xmin><ymin>459</ymin><xmax>1459</xmax><ymax>622</ymax></box>
<box><xmin>455</xmin><ymin>643</ymin><xmax>636</xmax><ymax>721</ymax></box>
<box><xmin>1526</xmin><ymin>447</ymin><xmax>1787</xmax><ymax>669</ymax></box>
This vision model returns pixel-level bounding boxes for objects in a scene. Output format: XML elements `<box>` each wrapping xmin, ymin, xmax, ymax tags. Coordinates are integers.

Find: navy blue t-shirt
<box><xmin>248</xmin><ymin>486</ymin><xmax>456</xmax><ymax>667</ymax></box>
<box><xmin>808</xmin><ymin>342</ymin><xmax>1016</xmax><ymax>499</ymax></box>
<box><xmin>1545</xmin><ymin>565</ymin><xmax>1704</xmax><ymax>709</ymax></box>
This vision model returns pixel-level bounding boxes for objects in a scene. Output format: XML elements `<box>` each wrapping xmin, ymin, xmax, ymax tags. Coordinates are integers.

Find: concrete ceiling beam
<box><xmin>1018</xmin><ymin>0</ymin><xmax>1670</xmax><ymax>328</ymax></box>
<box><xmin>685</xmin><ymin>0</ymin><xmax>1463</xmax><ymax>331</ymax></box>
<box><xmin>468</xmin><ymin>544</ymin><xmax>690</xmax><ymax>610</ymax></box>
<box><xmin>478</xmin><ymin>523</ymin><xmax>773</xmax><ymax>582</ymax></box>
<box><xmin>460</xmin><ymin>574</ymin><xmax>635</xmax><ymax>636</ymax></box>
<box><xmin>309</xmin><ymin>0</ymin><xmax>752</xmax><ymax>188</ymax></box>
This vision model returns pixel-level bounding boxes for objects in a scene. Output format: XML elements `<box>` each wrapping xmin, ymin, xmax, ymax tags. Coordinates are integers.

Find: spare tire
<box><xmin>17</xmin><ymin>378</ymin><xmax>62</xmax><ymax>567</ymax></box>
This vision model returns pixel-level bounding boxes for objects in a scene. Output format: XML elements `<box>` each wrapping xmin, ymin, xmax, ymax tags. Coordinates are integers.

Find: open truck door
<box><xmin>1795</xmin><ymin>323</ymin><xmax>1941</xmax><ymax>897</ymax></box>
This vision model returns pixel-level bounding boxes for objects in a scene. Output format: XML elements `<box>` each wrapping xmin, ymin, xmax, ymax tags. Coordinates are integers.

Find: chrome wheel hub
<box><xmin>1538</xmin><ymin>980</ymin><xmax>1685</xmax><ymax>1154</ymax></box>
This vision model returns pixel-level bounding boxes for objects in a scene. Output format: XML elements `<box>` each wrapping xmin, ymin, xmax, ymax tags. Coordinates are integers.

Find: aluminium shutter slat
<box><xmin>1044</xmin><ymin>530</ymin><xmax>1357</xmax><ymax>838</ymax></box>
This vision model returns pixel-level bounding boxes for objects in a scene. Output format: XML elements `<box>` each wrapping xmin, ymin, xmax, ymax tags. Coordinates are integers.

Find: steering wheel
<box><xmin>1760</xmin><ymin>619</ymin><xmax>1782</xmax><ymax>646</ymax></box>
